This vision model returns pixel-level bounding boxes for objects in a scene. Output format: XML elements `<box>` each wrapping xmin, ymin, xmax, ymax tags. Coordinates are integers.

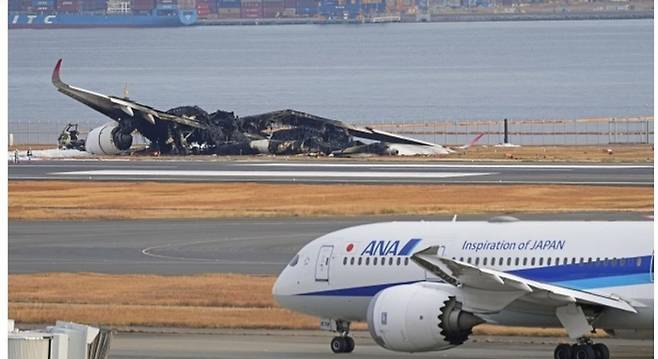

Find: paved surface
<box><xmin>109</xmin><ymin>330</ymin><xmax>653</xmax><ymax>359</ymax></box>
<box><xmin>7</xmin><ymin>159</ymin><xmax>653</xmax><ymax>185</ymax></box>
<box><xmin>9</xmin><ymin>213</ymin><xmax>652</xmax><ymax>275</ymax></box>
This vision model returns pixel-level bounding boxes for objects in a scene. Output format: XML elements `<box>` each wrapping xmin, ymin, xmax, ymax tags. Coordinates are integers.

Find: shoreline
<box><xmin>197</xmin><ymin>11</ymin><xmax>653</xmax><ymax>26</ymax></box>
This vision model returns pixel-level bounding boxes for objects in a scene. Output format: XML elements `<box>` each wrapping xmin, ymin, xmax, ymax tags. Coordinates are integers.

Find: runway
<box><xmin>109</xmin><ymin>330</ymin><xmax>653</xmax><ymax>359</ymax></box>
<box><xmin>9</xmin><ymin>213</ymin><xmax>652</xmax><ymax>275</ymax></box>
<box><xmin>8</xmin><ymin>159</ymin><xmax>653</xmax><ymax>185</ymax></box>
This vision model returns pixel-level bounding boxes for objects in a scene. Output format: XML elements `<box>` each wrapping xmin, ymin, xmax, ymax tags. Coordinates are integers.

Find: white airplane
<box><xmin>273</xmin><ymin>220</ymin><xmax>653</xmax><ymax>358</ymax></box>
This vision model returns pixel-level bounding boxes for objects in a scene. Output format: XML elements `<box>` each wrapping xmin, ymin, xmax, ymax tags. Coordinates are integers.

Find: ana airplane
<box><xmin>273</xmin><ymin>220</ymin><xmax>653</xmax><ymax>359</ymax></box>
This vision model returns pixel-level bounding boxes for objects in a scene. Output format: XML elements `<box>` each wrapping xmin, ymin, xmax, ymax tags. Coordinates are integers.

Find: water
<box><xmin>8</xmin><ymin>20</ymin><xmax>653</xmax><ymax>137</ymax></box>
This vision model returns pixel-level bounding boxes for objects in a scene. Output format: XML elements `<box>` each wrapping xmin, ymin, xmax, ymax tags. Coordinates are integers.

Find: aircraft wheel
<box><xmin>344</xmin><ymin>337</ymin><xmax>355</xmax><ymax>353</ymax></box>
<box><xmin>554</xmin><ymin>343</ymin><xmax>572</xmax><ymax>359</ymax></box>
<box><xmin>592</xmin><ymin>343</ymin><xmax>609</xmax><ymax>359</ymax></box>
<box><xmin>572</xmin><ymin>344</ymin><xmax>595</xmax><ymax>359</ymax></box>
<box><xmin>331</xmin><ymin>336</ymin><xmax>347</xmax><ymax>353</ymax></box>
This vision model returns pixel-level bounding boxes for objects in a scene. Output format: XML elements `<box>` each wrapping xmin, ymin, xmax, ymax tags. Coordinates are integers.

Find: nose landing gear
<box><xmin>322</xmin><ymin>319</ymin><xmax>354</xmax><ymax>354</ymax></box>
<box><xmin>330</xmin><ymin>336</ymin><xmax>355</xmax><ymax>354</ymax></box>
<box><xmin>554</xmin><ymin>338</ymin><xmax>609</xmax><ymax>359</ymax></box>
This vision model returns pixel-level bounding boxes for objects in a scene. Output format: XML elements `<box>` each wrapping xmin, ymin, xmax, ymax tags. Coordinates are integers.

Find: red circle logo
<box><xmin>346</xmin><ymin>243</ymin><xmax>354</xmax><ymax>252</ymax></box>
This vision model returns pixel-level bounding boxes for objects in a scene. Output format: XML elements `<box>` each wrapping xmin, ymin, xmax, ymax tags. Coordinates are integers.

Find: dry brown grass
<box><xmin>448</xmin><ymin>145</ymin><xmax>653</xmax><ymax>162</ymax></box>
<box><xmin>9</xmin><ymin>182</ymin><xmax>652</xmax><ymax>220</ymax></box>
<box><xmin>10</xmin><ymin>273</ymin><xmax>575</xmax><ymax>336</ymax></box>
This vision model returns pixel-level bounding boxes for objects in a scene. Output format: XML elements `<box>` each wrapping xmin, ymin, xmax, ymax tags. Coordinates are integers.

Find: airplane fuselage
<box><xmin>273</xmin><ymin>221</ymin><xmax>653</xmax><ymax>336</ymax></box>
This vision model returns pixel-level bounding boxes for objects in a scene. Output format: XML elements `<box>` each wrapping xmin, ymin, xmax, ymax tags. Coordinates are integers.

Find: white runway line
<box><xmin>240</xmin><ymin>163</ymin><xmax>653</xmax><ymax>169</ymax></box>
<box><xmin>51</xmin><ymin>169</ymin><xmax>495</xmax><ymax>179</ymax></box>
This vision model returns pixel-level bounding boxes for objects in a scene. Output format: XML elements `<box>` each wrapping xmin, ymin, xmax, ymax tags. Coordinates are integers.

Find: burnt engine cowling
<box><xmin>367</xmin><ymin>283</ymin><xmax>483</xmax><ymax>353</ymax></box>
<box><xmin>85</xmin><ymin>122</ymin><xmax>133</xmax><ymax>155</ymax></box>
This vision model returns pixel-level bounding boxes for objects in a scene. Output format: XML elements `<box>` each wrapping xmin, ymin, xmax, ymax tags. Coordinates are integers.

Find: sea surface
<box><xmin>8</xmin><ymin>20</ymin><xmax>653</xmax><ymax>136</ymax></box>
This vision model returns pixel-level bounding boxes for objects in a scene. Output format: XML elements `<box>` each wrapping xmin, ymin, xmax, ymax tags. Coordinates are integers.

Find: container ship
<box><xmin>9</xmin><ymin>0</ymin><xmax>198</xmax><ymax>28</ymax></box>
<box><xmin>9</xmin><ymin>0</ymin><xmax>396</xmax><ymax>28</ymax></box>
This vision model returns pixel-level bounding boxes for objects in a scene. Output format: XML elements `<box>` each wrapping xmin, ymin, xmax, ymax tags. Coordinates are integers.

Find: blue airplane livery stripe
<box><xmin>509</xmin><ymin>255</ymin><xmax>652</xmax><ymax>282</ymax></box>
<box><xmin>297</xmin><ymin>254</ymin><xmax>653</xmax><ymax>297</ymax></box>
<box><xmin>398</xmin><ymin>238</ymin><xmax>422</xmax><ymax>256</ymax></box>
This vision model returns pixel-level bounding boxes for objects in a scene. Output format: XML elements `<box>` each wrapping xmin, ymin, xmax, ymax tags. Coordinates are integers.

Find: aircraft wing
<box><xmin>411</xmin><ymin>246</ymin><xmax>637</xmax><ymax>314</ymax></box>
<box><xmin>52</xmin><ymin>59</ymin><xmax>207</xmax><ymax>129</ymax></box>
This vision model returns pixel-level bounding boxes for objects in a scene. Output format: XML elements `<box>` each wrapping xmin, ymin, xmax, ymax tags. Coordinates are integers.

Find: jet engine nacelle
<box><xmin>85</xmin><ymin>122</ymin><xmax>133</xmax><ymax>155</ymax></box>
<box><xmin>366</xmin><ymin>283</ymin><xmax>483</xmax><ymax>353</ymax></box>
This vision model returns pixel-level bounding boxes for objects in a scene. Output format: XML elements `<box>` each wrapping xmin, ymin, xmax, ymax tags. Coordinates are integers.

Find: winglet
<box><xmin>52</xmin><ymin>58</ymin><xmax>63</xmax><ymax>86</ymax></box>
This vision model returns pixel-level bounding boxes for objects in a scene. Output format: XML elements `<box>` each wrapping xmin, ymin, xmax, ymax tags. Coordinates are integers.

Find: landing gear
<box><xmin>553</xmin><ymin>339</ymin><xmax>609</xmax><ymax>359</ymax></box>
<box><xmin>330</xmin><ymin>336</ymin><xmax>355</xmax><ymax>354</ymax></box>
<box><xmin>323</xmin><ymin>319</ymin><xmax>354</xmax><ymax>354</ymax></box>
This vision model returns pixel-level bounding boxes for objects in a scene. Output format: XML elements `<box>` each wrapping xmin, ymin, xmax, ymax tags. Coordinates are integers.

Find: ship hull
<box><xmin>9</xmin><ymin>11</ymin><xmax>197</xmax><ymax>28</ymax></box>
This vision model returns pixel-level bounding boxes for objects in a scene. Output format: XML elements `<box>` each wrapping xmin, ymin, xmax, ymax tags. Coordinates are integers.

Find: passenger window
<box><xmin>474</xmin><ymin>258</ymin><xmax>480</xmax><ymax>266</ymax></box>
<box><xmin>539</xmin><ymin>257</ymin><xmax>544</xmax><ymax>266</ymax></box>
<box><xmin>343</xmin><ymin>257</ymin><xmax>347</xmax><ymax>265</ymax></box>
<box><xmin>389</xmin><ymin>257</ymin><xmax>394</xmax><ymax>265</ymax></box>
<box><xmin>499</xmin><ymin>257</ymin><xmax>504</xmax><ymax>266</ymax></box>
<box><xmin>506</xmin><ymin>257</ymin><xmax>511</xmax><ymax>266</ymax></box>
<box><xmin>483</xmin><ymin>258</ymin><xmax>488</xmax><ymax>266</ymax></box>
<box><xmin>404</xmin><ymin>258</ymin><xmax>409</xmax><ymax>265</ymax></box>
<box><xmin>365</xmin><ymin>257</ymin><xmax>370</xmax><ymax>266</ymax></box>
<box><xmin>396</xmin><ymin>257</ymin><xmax>401</xmax><ymax>266</ymax></box>
<box><xmin>350</xmin><ymin>257</ymin><xmax>355</xmax><ymax>265</ymax></box>
<box><xmin>514</xmin><ymin>257</ymin><xmax>519</xmax><ymax>266</ymax></box>
<box><xmin>358</xmin><ymin>257</ymin><xmax>362</xmax><ymax>265</ymax></box>
<box><xmin>492</xmin><ymin>257</ymin><xmax>496</xmax><ymax>266</ymax></box>
<box><xmin>603</xmin><ymin>257</ymin><xmax>608</xmax><ymax>266</ymax></box>
<box><xmin>571</xmin><ymin>258</ymin><xmax>576</xmax><ymax>264</ymax></box>
<box><xmin>554</xmin><ymin>257</ymin><xmax>559</xmax><ymax>266</ymax></box>
<box><xmin>565</xmin><ymin>257</ymin><xmax>569</xmax><ymax>265</ymax></box>
<box><xmin>382</xmin><ymin>257</ymin><xmax>386</xmax><ymax>266</ymax></box>
<box><xmin>373</xmin><ymin>257</ymin><xmax>378</xmax><ymax>265</ymax></box>
<box><xmin>459</xmin><ymin>257</ymin><xmax>464</xmax><ymax>262</ymax></box>
<box><xmin>547</xmin><ymin>257</ymin><xmax>552</xmax><ymax>266</ymax></box>
<box><xmin>579</xmin><ymin>257</ymin><xmax>584</xmax><ymax>264</ymax></box>
<box><xmin>467</xmin><ymin>257</ymin><xmax>472</xmax><ymax>264</ymax></box>
<box><xmin>523</xmin><ymin>257</ymin><xmax>528</xmax><ymax>266</ymax></box>
<box><xmin>587</xmin><ymin>257</ymin><xmax>592</xmax><ymax>264</ymax></box>
<box><xmin>531</xmin><ymin>258</ymin><xmax>535</xmax><ymax>266</ymax></box>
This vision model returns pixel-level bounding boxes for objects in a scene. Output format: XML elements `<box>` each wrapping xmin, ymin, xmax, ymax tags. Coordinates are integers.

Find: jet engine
<box><xmin>85</xmin><ymin>122</ymin><xmax>134</xmax><ymax>155</ymax></box>
<box><xmin>366</xmin><ymin>283</ymin><xmax>484</xmax><ymax>353</ymax></box>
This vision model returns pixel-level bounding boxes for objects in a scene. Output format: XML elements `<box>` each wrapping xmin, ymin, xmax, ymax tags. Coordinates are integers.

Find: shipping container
<box><xmin>240</xmin><ymin>0</ymin><xmax>262</xmax><ymax>17</ymax></box>
<box><xmin>296</xmin><ymin>0</ymin><xmax>317</xmax><ymax>15</ymax></box>
<box><xmin>178</xmin><ymin>0</ymin><xmax>196</xmax><ymax>9</ymax></box>
<box><xmin>131</xmin><ymin>0</ymin><xmax>155</xmax><ymax>11</ymax></box>
<box><xmin>262</xmin><ymin>0</ymin><xmax>284</xmax><ymax>18</ymax></box>
<box><xmin>218</xmin><ymin>6</ymin><xmax>240</xmax><ymax>16</ymax></box>
<box><xmin>82</xmin><ymin>0</ymin><xmax>107</xmax><ymax>11</ymax></box>
<box><xmin>218</xmin><ymin>0</ymin><xmax>241</xmax><ymax>7</ymax></box>
<box><xmin>9</xmin><ymin>0</ymin><xmax>24</xmax><ymax>11</ymax></box>
<box><xmin>57</xmin><ymin>0</ymin><xmax>81</xmax><ymax>12</ymax></box>
<box><xmin>196</xmin><ymin>0</ymin><xmax>211</xmax><ymax>16</ymax></box>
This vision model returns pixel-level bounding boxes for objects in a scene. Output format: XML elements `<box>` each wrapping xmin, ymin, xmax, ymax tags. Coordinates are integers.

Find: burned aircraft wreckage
<box><xmin>52</xmin><ymin>59</ymin><xmax>453</xmax><ymax>156</ymax></box>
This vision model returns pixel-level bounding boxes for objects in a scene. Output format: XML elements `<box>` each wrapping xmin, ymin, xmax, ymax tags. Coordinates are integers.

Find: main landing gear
<box><xmin>554</xmin><ymin>338</ymin><xmax>609</xmax><ymax>359</ymax></box>
<box><xmin>324</xmin><ymin>319</ymin><xmax>354</xmax><ymax>354</ymax></box>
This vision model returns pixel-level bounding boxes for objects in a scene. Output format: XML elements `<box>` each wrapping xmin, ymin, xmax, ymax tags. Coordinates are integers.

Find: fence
<box><xmin>7</xmin><ymin>116</ymin><xmax>654</xmax><ymax>146</ymax></box>
<box><xmin>353</xmin><ymin>117</ymin><xmax>654</xmax><ymax>146</ymax></box>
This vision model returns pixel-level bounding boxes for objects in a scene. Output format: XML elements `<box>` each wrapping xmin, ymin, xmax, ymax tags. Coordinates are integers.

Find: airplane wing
<box><xmin>411</xmin><ymin>246</ymin><xmax>637</xmax><ymax>314</ymax></box>
<box><xmin>52</xmin><ymin>59</ymin><xmax>207</xmax><ymax>129</ymax></box>
<box><xmin>241</xmin><ymin>109</ymin><xmax>448</xmax><ymax>147</ymax></box>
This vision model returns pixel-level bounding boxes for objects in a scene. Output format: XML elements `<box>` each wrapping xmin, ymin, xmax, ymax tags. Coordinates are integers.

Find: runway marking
<box><xmin>51</xmin><ymin>169</ymin><xmax>495</xmax><ymax>179</ymax></box>
<box><xmin>241</xmin><ymin>163</ymin><xmax>653</xmax><ymax>169</ymax></box>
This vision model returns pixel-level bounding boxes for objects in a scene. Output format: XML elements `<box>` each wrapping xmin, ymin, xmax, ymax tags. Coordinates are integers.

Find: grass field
<box><xmin>9</xmin><ymin>273</ymin><xmax>576</xmax><ymax>336</ymax></box>
<box><xmin>9</xmin><ymin>182</ymin><xmax>652</xmax><ymax>220</ymax></box>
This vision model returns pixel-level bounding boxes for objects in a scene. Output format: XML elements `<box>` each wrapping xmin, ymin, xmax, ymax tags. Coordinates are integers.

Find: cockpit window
<box><xmin>288</xmin><ymin>254</ymin><xmax>299</xmax><ymax>267</ymax></box>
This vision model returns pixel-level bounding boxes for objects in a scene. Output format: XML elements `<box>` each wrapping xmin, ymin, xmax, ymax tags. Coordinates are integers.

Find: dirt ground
<box><xmin>9</xmin><ymin>273</ymin><xmax>576</xmax><ymax>336</ymax></box>
<box><xmin>8</xmin><ymin>181</ymin><xmax>652</xmax><ymax>220</ymax></box>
